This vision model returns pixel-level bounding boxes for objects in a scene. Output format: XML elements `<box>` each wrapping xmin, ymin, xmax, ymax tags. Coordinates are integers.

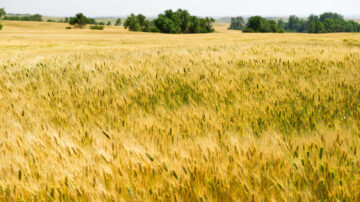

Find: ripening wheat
<box><xmin>0</xmin><ymin>21</ymin><xmax>360</xmax><ymax>201</ymax></box>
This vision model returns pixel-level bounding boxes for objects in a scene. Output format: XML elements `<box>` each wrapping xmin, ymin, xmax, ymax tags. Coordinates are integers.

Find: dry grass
<box><xmin>0</xmin><ymin>20</ymin><xmax>360</xmax><ymax>201</ymax></box>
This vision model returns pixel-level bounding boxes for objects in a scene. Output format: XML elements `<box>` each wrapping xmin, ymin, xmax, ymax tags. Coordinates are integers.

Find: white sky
<box><xmin>1</xmin><ymin>0</ymin><xmax>359</xmax><ymax>17</ymax></box>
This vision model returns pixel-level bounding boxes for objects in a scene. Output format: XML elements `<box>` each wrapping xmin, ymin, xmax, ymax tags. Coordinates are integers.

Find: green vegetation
<box><xmin>124</xmin><ymin>13</ymin><xmax>152</xmax><ymax>32</ymax></box>
<box><xmin>243</xmin><ymin>16</ymin><xmax>284</xmax><ymax>33</ymax></box>
<box><xmin>0</xmin><ymin>8</ymin><xmax>5</xmax><ymax>18</ymax></box>
<box><xmin>115</xmin><ymin>18</ymin><xmax>122</xmax><ymax>26</ymax></box>
<box><xmin>232</xmin><ymin>12</ymin><xmax>360</xmax><ymax>33</ymax></box>
<box><xmin>89</xmin><ymin>25</ymin><xmax>104</xmax><ymax>30</ymax></box>
<box><xmin>229</xmin><ymin>16</ymin><xmax>244</xmax><ymax>30</ymax></box>
<box><xmin>124</xmin><ymin>9</ymin><xmax>215</xmax><ymax>33</ymax></box>
<box><xmin>3</xmin><ymin>14</ymin><xmax>42</xmax><ymax>21</ymax></box>
<box><xmin>279</xmin><ymin>12</ymin><xmax>360</xmax><ymax>33</ymax></box>
<box><xmin>69</xmin><ymin>13</ymin><xmax>90</xmax><ymax>29</ymax></box>
<box><xmin>0</xmin><ymin>8</ymin><xmax>4</xmax><ymax>30</ymax></box>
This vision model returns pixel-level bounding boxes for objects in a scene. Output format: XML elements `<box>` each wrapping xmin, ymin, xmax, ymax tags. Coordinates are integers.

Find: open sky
<box><xmin>1</xmin><ymin>0</ymin><xmax>359</xmax><ymax>17</ymax></box>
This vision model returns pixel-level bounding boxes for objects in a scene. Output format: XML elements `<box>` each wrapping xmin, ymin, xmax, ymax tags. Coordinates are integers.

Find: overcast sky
<box><xmin>1</xmin><ymin>0</ymin><xmax>359</xmax><ymax>17</ymax></box>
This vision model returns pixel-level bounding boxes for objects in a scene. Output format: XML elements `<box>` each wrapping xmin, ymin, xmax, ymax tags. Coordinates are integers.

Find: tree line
<box><xmin>3</xmin><ymin>14</ymin><xmax>43</xmax><ymax>22</ymax></box>
<box><xmin>67</xmin><ymin>13</ymin><xmax>122</xmax><ymax>29</ymax></box>
<box><xmin>230</xmin><ymin>12</ymin><xmax>360</xmax><ymax>33</ymax></box>
<box><xmin>124</xmin><ymin>9</ymin><xmax>215</xmax><ymax>33</ymax></box>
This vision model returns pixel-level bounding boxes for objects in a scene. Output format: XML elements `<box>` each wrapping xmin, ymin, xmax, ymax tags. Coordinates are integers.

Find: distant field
<box><xmin>0</xmin><ymin>21</ymin><xmax>360</xmax><ymax>201</ymax></box>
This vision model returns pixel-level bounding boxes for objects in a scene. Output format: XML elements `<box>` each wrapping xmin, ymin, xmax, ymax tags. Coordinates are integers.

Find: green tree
<box><xmin>107</xmin><ymin>21</ymin><xmax>111</xmax><ymax>26</ymax></box>
<box><xmin>124</xmin><ymin>14</ymin><xmax>142</xmax><ymax>31</ymax></box>
<box><xmin>0</xmin><ymin>8</ymin><xmax>5</xmax><ymax>31</ymax></box>
<box><xmin>153</xmin><ymin>9</ymin><xmax>214</xmax><ymax>34</ymax></box>
<box><xmin>308</xmin><ymin>18</ymin><xmax>326</xmax><ymax>33</ymax></box>
<box><xmin>244</xmin><ymin>16</ymin><xmax>271</xmax><ymax>32</ymax></box>
<box><xmin>277</xmin><ymin>19</ymin><xmax>286</xmax><ymax>29</ymax></box>
<box><xmin>69</xmin><ymin>13</ymin><xmax>88</xmax><ymax>29</ymax></box>
<box><xmin>229</xmin><ymin>16</ymin><xmax>244</xmax><ymax>30</ymax></box>
<box><xmin>124</xmin><ymin>9</ymin><xmax>215</xmax><ymax>34</ymax></box>
<box><xmin>87</xmin><ymin>18</ymin><xmax>96</xmax><ymax>25</ymax></box>
<box><xmin>115</xmin><ymin>18</ymin><xmax>122</xmax><ymax>26</ymax></box>
<box><xmin>0</xmin><ymin>8</ymin><xmax>5</xmax><ymax>18</ymax></box>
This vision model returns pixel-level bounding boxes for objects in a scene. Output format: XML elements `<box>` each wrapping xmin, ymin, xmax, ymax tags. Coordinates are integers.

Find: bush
<box><xmin>89</xmin><ymin>25</ymin><xmax>104</xmax><ymax>30</ymax></box>
<box><xmin>0</xmin><ymin>24</ymin><xmax>3</xmax><ymax>30</ymax></box>
<box><xmin>242</xmin><ymin>28</ymin><xmax>254</xmax><ymax>33</ymax></box>
<box><xmin>278</xmin><ymin>28</ymin><xmax>285</xmax><ymax>33</ymax></box>
<box><xmin>65</xmin><ymin>26</ymin><xmax>72</xmax><ymax>29</ymax></box>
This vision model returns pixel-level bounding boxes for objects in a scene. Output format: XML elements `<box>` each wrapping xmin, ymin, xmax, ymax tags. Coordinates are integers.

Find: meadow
<box><xmin>0</xmin><ymin>20</ymin><xmax>359</xmax><ymax>201</ymax></box>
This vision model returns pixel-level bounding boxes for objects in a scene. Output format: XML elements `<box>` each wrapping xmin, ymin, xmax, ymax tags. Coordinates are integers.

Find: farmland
<box><xmin>0</xmin><ymin>20</ymin><xmax>360</xmax><ymax>201</ymax></box>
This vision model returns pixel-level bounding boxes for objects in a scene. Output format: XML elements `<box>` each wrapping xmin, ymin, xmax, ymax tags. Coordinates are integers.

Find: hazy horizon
<box><xmin>1</xmin><ymin>0</ymin><xmax>359</xmax><ymax>18</ymax></box>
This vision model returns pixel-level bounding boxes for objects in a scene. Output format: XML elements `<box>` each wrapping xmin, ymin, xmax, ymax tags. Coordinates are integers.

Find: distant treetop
<box><xmin>124</xmin><ymin>9</ymin><xmax>215</xmax><ymax>34</ymax></box>
<box><xmin>230</xmin><ymin>12</ymin><xmax>360</xmax><ymax>33</ymax></box>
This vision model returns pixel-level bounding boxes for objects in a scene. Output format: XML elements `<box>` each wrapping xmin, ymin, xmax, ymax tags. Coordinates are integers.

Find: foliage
<box><xmin>0</xmin><ymin>8</ymin><xmax>5</xmax><ymax>18</ymax></box>
<box><xmin>308</xmin><ymin>15</ymin><xmax>326</xmax><ymax>33</ymax></box>
<box><xmin>0</xmin><ymin>8</ymin><xmax>4</xmax><ymax>31</ymax></box>
<box><xmin>124</xmin><ymin>9</ymin><xmax>215</xmax><ymax>34</ymax></box>
<box><xmin>87</xmin><ymin>18</ymin><xmax>97</xmax><ymax>25</ymax></box>
<box><xmin>69</xmin><ymin>13</ymin><xmax>89</xmax><ymax>29</ymax></box>
<box><xmin>3</xmin><ymin>14</ymin><xmax>42</xmax><ymax>21</ymax></box>
<box><xmin>243</xmin><ymin>16</ymin><xmax>281</xmax><ymax>33</ymax></box>
<box><xmin>236</xmin><ymin>12</ymin><xmax>359</xmax><ymax>34</ymax></box>
<box><xmin>115</xmin><ymin>18</ymin><xmax>122</xmax><ymax>26</ymax></box>
<box><xmin>229</xmin><ymin>16</ymin><xmax>244</xmax><ymax>30</ymax></box>
<box><xmin>89</xmin><ymin>25</ymin><xmax>104</xmax><ymax>30</ymax></box>
<box><xmin>124</xmin><ymin>13</ymin><xmax>152</xmax><ymax>32</ymax></box>
<box><xmin>153</xmin><ymin>9</ymin><xmax>215</xmax><ymax>33</ymax></box>
<box><xmin>275</xmin><ymin>12</ymin><xmax>360</xmax><ymax>33</ymax></box>
<box><xmin>65</xmin><ymin>26</ymin><xmax>72</xmax><ymax>29</ymax></box>
<box><xmin>107</xmin><ymin>21</ymin><xmax>111</xmax><ymax>26</ymax></box>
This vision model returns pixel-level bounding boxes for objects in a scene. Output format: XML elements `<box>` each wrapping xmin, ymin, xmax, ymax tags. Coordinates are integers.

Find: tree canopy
<box><xmin>277</xmin><ymin>12</ymin><xmax>360</xmax><ymax>33</ymax></box>
<box><xmin>243</xmin><ymin>16</ymin><xmax>283</xmax><ymax>33</ymax></box>
<box><xmin>69</xmin><ymin>13</ymin><xmax>89</xmax><ymax>29</ymax></box>
<box><xmin>115</xmin><ymin>18</ymin><xmax>122</xmax><ymax>26</ymax></box>
<box><xmin>124</xmin><ymin>9</ymin><xmax>215</xmax><ymax>34</ymax></box>
<box><xmin>0</xmin><ymin>8</ymin><xmax>5</xmax><ymax>18</ymax></box>
<box><xmin>229</xmin><ymin>17</ymin><xmax>244</xmax><ymax>30</ymax></box>
<box><xmin>3</xmin><ymin>14</ymin><xmax>42</xmax><ymax>22</ymax></box>
<box><xmin>233</xmin><ymin>12</ymin><xmax>359</xmax><ymax>33</ymax></box>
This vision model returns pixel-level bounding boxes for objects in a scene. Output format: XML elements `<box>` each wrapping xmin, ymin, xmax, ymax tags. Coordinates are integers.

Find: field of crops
<box><xmin>0</xmin><ymin>20</ymin><xmax>360</xmax><ymax>201</ymax></box>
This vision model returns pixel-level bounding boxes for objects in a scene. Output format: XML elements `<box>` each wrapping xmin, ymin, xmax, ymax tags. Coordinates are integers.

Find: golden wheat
<box><xmin>0</xmin><ymin>20</ymin><xmax>360</xmax><ymax>201</ymax></box>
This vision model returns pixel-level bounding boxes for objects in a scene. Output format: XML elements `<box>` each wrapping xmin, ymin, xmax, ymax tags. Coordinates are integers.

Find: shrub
<box><xmin>65</xmin><ymin>26</ymin><xmax>72</xmax><ymax>29</ymax></box>
<box><xmin>89</xmin><ymin>25</ymin><xmax>104</xmax><ymax>30</ymax></box>
<box><xmin>0</xmin><ymin>24</ymin><xmax>3</xmax><ymax>30</ymax></box>
<box><xmin>278</xmin><ymin>28</ymin><xmax>285</xmax><ymax>33</ymax></box>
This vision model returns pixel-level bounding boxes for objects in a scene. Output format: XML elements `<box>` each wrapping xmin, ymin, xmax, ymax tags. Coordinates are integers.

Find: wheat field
<box><xmin>0</xmin><ymin>20</ymin><xmax>360</xmax><ymax>201</ymax></box>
